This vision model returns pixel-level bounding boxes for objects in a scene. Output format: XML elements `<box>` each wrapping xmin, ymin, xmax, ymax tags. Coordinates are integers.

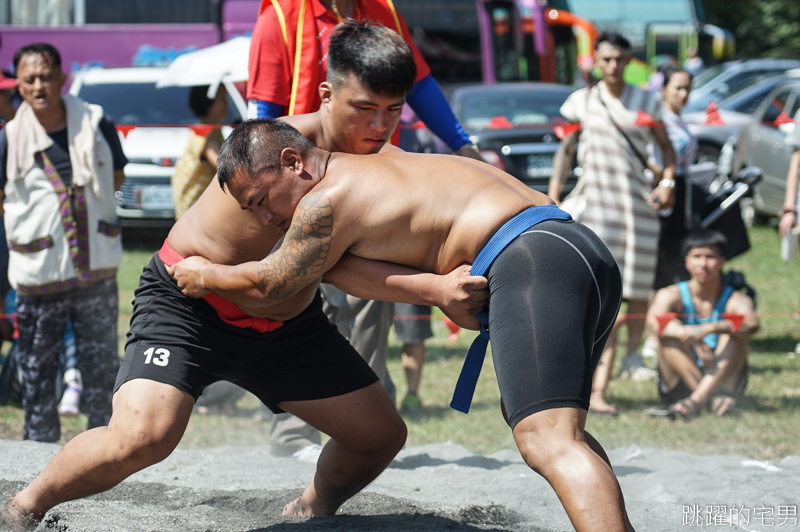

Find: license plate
<box><xmin>133</xmin><ymin>184</ymin><xmax>173</xmax><ymax>209</ymax></box>
<box><xmin>527</xmin><ymin>155</ymin><xmax>553</xmax><ymax>178</ymax></box>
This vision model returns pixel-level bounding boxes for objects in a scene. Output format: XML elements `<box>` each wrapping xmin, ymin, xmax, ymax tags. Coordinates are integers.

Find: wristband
<box><xmin>457</xmin><ymin>142</ymin><xmax>479</xmax><ymax>155</ymax></box>
<box><xmin>781</xmin><ymin>205</ymin><xmax>797</xmax><ymax>215</ymax></box>
<box><xmin>658</xmin><ymin>178</ymin><xmax>675</xmax><ymax>189</ymax></box>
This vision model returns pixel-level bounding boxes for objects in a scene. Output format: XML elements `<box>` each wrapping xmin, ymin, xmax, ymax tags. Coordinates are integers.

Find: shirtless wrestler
<box><xmin>2</xmin><ymin>27</ymin><xmax>489</xmax><ymax>532</ymax></box>
<box><xmin>168</xmin><ymin>119</ymin><xmax>635</xmax><ymax>532</ymax></box>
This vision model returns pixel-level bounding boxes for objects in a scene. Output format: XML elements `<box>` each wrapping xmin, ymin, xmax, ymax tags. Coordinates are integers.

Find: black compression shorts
<box><xmin>114</xmin><ymin>253</ymin><xmax>378</xmax><ymax>413</ymax></box>
<box><xmin>486</xmin><ymin>219</ymin><xmax>622</xmax><ymax>428</ymax></box>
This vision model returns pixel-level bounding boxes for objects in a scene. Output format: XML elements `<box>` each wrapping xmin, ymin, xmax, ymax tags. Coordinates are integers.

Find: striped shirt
<box><xmin>560</xmin><ymin>81</ymin><xmax>661</xmax><ymax>300</ymax></box>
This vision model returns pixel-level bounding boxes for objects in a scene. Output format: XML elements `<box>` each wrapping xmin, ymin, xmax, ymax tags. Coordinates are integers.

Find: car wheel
<box><xmin>696</xmin><ymin>143</ymin><xmax>721</xmax><ymax>165</ymax></box>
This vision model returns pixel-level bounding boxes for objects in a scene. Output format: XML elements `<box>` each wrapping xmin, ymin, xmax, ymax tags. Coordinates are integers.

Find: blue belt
<box><xmin>449</xmin><ymin>204</ymin><xmax>572</xmax><ymax>413</ymax></box>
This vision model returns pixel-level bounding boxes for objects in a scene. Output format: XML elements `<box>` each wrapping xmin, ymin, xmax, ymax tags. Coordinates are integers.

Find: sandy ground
<box><xmin>1</xmin><ymin>439</ymin><xmax>798</xmax><ymax>532</ymax></box>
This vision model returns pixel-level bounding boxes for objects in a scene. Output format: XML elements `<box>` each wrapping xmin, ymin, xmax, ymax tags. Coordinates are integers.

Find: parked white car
<box><xmin>69</xmin><ymin>67</ymin><xmax>247</xmax><ymax>227</ymax></box>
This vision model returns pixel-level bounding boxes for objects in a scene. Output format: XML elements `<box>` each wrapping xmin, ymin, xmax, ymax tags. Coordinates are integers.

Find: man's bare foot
<box><xmin>589</xmin><ymin>391</ymin><xmax>619</xmax><ymax>417</ymax></box>
<box><xmin>1</xmin><ymin>495</ymin><xmax>40</xmax><ymax>531</ymax></box>
<box><xmin>589</xmin><ymin>402</ymin><xmax>619</xmax><ymax>417</ymax></box>
<box><xmin>282</xmin><ymin>496</ymin><xmax>314</xmax><ymax>517</ymax></box>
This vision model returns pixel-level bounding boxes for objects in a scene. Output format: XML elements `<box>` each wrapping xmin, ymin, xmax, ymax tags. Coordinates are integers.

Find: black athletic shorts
<box><xmin>486</xmin><ymin>219</ymin><xmax>622</xmax><ymax>428</ymax></box>
<box><xmin>115</xmin><ymin>253</ymin><xmax>379</xmax><ymax>413</ymax></box>
<box><xmin>394</xmin><ymin>303</ymin><xmax>433</xmax><ymax>343</ymax></box>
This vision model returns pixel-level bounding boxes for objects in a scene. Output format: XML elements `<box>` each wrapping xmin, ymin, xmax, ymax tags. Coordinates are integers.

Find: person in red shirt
<box><xmin>247</xmin><ymin>0</ymin><xmax>479</xmax><ymax>156</ymax></box>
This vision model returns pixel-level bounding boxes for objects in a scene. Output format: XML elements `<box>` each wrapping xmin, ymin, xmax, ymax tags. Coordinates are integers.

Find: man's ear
<box><xmin>280</xmin><ymin>147</ymin><xmax>303</xmax><ymax>175</ymax></box>
<box><xmin>319</xmin><ymin>81</ymin><xmax>334</xmax><ymax>104</ymax></box>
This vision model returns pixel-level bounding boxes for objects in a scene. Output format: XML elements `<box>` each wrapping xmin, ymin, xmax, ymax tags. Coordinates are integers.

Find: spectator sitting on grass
<box><xmin>646</xmin><ymin>230</ymin><xmax>758</xmax><ymax>421</ymax></box>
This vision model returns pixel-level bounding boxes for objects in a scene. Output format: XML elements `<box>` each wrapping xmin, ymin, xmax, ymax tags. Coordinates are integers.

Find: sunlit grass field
<box><xmin>1</xmin><ymin>225</ymin><xmax>798</xmax><ymax>460</ymax></box>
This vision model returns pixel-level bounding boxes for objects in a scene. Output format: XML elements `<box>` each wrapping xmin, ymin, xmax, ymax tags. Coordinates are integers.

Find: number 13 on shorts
<box><xmin>143</xmin><ymin>347</ymin><xmax>170</xmax><ymax>367</ymax></box>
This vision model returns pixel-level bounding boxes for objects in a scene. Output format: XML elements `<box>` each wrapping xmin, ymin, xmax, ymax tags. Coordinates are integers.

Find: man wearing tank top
<box><xmin>646</xmin><ymin>230</ymin><xmax>758</xmax><ymax>421</ymax></box>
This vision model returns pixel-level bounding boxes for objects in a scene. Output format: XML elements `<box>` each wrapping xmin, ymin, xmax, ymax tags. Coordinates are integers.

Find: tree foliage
<box><xmin>703</xmin><ymin>0</ymin><xmax>800</xmax><ymax>58</ymax></box>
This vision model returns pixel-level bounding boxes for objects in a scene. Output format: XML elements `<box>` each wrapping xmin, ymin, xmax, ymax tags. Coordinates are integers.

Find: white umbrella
<box><xmin>156</xmin><ymin>36</ymin><xmax>251</xmax><ymax>97</ymax></box>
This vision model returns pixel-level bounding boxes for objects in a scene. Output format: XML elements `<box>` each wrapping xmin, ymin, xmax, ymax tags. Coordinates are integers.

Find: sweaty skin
<box><xmin>169</xmin><ymin>142</ymin><xmax>641</xmax><ymax>532</ymax></box>
<box><xmin>172</xmin><ymin>150</ymin><xmax>552</xmax><ymax>326</ymax></box>
<box><xmin>169</xmin><ymin>80</ymin><xmax>488</xmax><ymax>320</ymax></box>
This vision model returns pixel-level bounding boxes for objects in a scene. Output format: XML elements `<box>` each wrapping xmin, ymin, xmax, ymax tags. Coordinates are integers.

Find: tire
<box><xmin>696</xmin><ymin>143</ymin><xmax>722</xmax><ymax>165</ymax></box>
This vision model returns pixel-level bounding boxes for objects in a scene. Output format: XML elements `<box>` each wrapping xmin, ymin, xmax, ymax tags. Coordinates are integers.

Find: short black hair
<box><xmin>217</xmin><ymin>119</ymin><xmax>315</xmax><ymax>190</ymax></box>
<box><xmin>595</xmin><ymin>32</ymin><xmax>631</xmax><ymax>52</ymax></box>
<box><xmin>662</xmin><ymin>66</ymin><xmax>692</xmax><ymax>87</ymax></box>
<box><xmin>682</xmin><ymin>230</ymin><xmax>728</xmax><ymax>258</ymax></box>
<box><xmin>189</xmin><ymin>85</ymin><xmax>214</xmax><ymax>118</ymax></box>
<box><xmin>13</xmin><ymin>43</ymin><xmax>61</xmax><ymax>71</ymax></box>
<box><xmin>327</xmin><ymin>19</ymin><xmax>416</xmax><ymax>98</ymax></box>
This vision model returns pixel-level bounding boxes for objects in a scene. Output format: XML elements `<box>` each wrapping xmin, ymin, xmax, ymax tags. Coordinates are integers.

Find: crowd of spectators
<box><xmin>550</xmin><ymin>33</ymin><xmax>765</xmax><ymax>420</ymax></box>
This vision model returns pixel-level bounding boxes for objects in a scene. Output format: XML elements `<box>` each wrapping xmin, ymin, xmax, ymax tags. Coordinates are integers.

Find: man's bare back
<box><xmin>319</xmin><ymin>151</ymin><xmax>553</xmax><ymax>274</ymax></box>
<box><xmin>171</xmin><ymin>131</ymin><xmax>553</xmax><ymax>309</ymax></box>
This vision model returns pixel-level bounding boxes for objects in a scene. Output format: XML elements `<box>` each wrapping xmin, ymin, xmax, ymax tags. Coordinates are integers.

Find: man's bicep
<box><xmin>257</xmin><ymin>189</ymin><xmax>344</xmax><ymax>298</ymax></box>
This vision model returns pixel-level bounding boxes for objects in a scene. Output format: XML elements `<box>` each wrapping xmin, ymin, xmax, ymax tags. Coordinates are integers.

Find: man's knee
<box><xmin>512</xmin><ymin>408</ymin><xmax>586</xmax><ymax>475</ymax></box>
<box><xmin>657</xmin><ymin>338</ymin><xmax>694</xmax><ymax>370</ymax></box>
<box><xmin>108</xmin><ymin>381</ymin><xmax>193</xmax><ymax>464</ymax></box>
<box><xmin>349</xmin><ymin>408</ymin><xmax>407</xmax><ymax>457</ymax></box>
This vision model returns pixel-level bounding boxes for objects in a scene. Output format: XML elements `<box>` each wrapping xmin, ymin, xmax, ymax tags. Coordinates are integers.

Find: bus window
<box><xmin>569</xmin><ymin>0</ymin><xmax>690</xmax><ymax>24</ymax></box>
<box><xmin>553</xmin><ymin>27</ymin><xmax>577</xmax><ymax>85</ymax></box>
<box><xmin>490</xmin><ymin>4</ymin><xmax>521</xmax><ymax>81</ymax></box>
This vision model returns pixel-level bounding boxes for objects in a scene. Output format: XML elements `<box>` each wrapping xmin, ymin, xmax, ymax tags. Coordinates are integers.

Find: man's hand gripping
<box><xmin>436</xmin><ymin>265</ymin><xmax>488</xmax><ymax>331</ymax></box>
<box><xmin>166</xmin><ymin>256</ymin><xmax>212</xmax><ymax>298</ymax></box>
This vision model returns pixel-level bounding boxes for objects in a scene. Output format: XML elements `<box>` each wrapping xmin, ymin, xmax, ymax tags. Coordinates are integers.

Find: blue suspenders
<box><xmin>449</xmin><ymin>204</ymin><xmax>572</xmax><ymax>414</ymax></box>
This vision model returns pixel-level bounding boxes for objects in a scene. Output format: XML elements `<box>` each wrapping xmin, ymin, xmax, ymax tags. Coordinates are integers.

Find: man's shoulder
<box><xmin>652</xmin><ymin>283</ymin><xmax>684</xmax><ymax>311</ymax></box>
<box><xmin>280</xmin><ymin>113</ymin><xmax>322</xmax><ymax>145</ymax></box>
<box><xmin>64</xmin><ymin>94</ymin><xmax>104</xmax><ymax>124</ymax></box>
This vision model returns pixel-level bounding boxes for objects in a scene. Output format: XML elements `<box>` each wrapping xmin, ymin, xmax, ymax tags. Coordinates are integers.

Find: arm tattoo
<box><xmin>257</xmin><ymin>188</ymin><xmax>333</xmax><ymax>299</ymax></box>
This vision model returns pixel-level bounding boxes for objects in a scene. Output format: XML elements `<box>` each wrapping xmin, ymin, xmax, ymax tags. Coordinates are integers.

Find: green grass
<box><xmin>1</xmin><ymin>225</ymin><xmax>799</xmax><ymax>460</ymax></box>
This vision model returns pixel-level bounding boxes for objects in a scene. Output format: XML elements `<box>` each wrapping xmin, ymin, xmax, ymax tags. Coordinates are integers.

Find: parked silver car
<box><xmin>684</xmin><ymin>58</ymin><xmax>800</xmax><ymax>115</ymax></box>
<box><xmin>732</xmin><ymin>79</ymin><xmax>800</xmax><ymax>221</ymax></box>
<box><xmin>69</xmin><ymin>67</ymin><xmax>247</xmax><ymax>227</ymax></box>
<box><xmin>684</xmin><ymin>72</ymin><xmax>799</xmax><ymax>163</ymax></box>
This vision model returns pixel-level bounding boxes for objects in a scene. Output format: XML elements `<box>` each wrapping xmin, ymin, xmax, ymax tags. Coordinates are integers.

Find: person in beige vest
<box><xmin>0</xmin><ymin>43</ymin><xmax>127</xmax><ymax>442</ymax></box>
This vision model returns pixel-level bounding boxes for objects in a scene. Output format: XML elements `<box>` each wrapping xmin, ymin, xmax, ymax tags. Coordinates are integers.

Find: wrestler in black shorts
<box><xmin>115</xmin><ymin>253</ymin><xmax>378</xmax><ymax>413</ymax></box>
<box><xmin>486</xmin><ymin>219</ymin><xmax>622</xmax><ymax>428</ymax></box>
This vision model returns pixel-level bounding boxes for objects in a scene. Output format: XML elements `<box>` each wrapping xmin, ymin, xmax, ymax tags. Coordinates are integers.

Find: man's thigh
<box><xmin>111</xmin><ymin>379</ymin><xmax>194</xmax><ymax>445</ymax></box>
<box><xmin>657</xmin><ymin>340</ymin><xmax>699</xmax><ymax>384</ymax></box>
<box><xmin>711</xmin><ymin>335</ymin><xmax>749</xmax><ymax>397</ymax></box>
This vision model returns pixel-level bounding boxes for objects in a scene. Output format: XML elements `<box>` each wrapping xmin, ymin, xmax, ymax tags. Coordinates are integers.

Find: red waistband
<box><xmin>159</xmin><ymin>239</ymin><xmax>284</xmax><ymax>333</ymax></box>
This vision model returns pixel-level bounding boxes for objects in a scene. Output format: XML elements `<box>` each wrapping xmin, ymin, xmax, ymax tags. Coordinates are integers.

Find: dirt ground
<box><xmin>1</xmin><ymin>439</ymin><xmax>798</xmax><ymax>531</ymax></box>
